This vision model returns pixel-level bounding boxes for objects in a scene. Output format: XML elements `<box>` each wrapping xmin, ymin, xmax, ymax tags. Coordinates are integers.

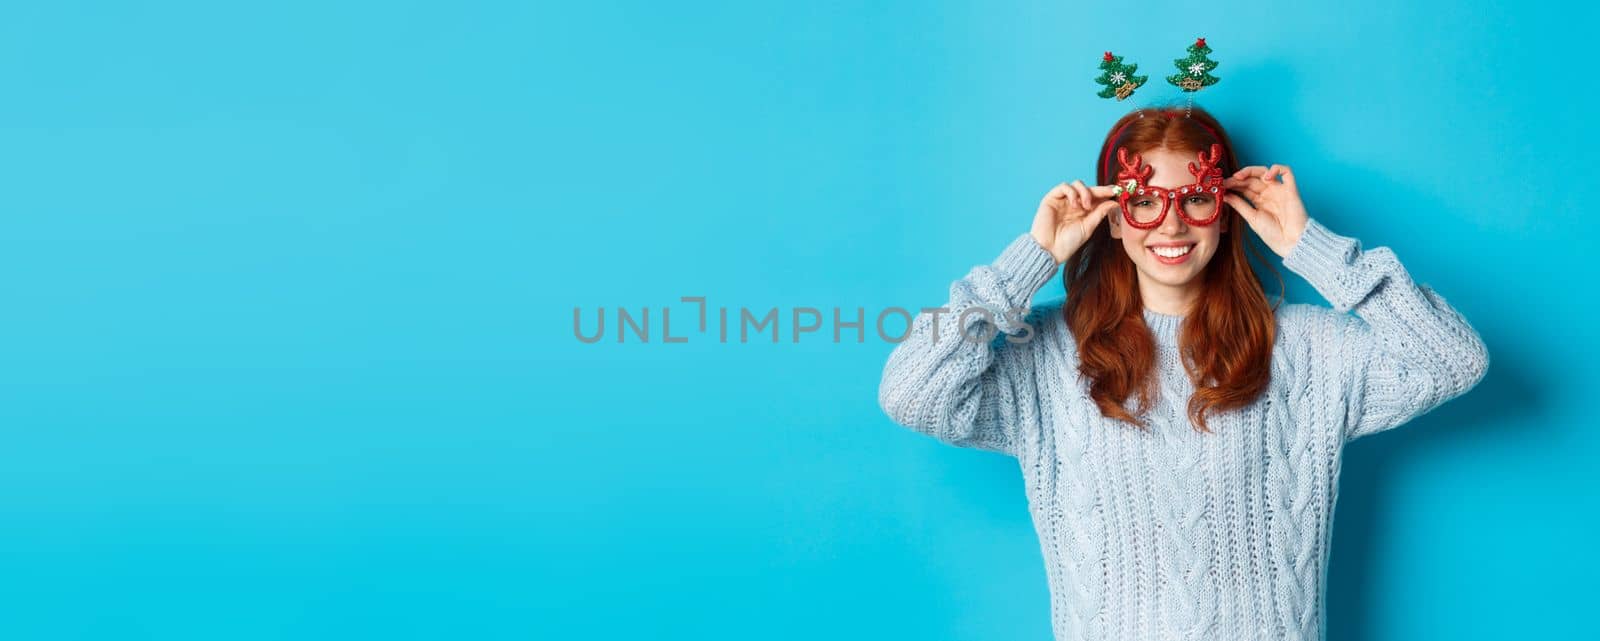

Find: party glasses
<box><xmin>1109</xmin><ymin>143</ymin><xmax>1226</xmax><ymax>229</ymax></box>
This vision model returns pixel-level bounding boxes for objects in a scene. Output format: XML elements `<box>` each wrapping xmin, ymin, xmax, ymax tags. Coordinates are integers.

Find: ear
<box><xmin>1108</xmin><ymin>211</ymin><xmax>1122</xmax><ymax>239</ymax></box>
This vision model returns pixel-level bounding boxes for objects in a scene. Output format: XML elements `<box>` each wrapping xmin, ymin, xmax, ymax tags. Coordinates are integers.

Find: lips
<box><xmin>1147</xmin><ymin>243</ymin><xmax>1195</xmax><ymax>265</ymax></box>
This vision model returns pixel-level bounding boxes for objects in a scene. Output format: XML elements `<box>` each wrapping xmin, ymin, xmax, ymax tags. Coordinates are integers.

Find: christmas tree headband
<box><xmin>1094</xmin><ymin>37</ymin><xmax>1220</xmax><ymax>105</ymax></box>
<box><xmin>1094</xmin><ymin>36</ymin><xmax>1224</xmax><ymax>173</ymax></box>
<box><xmin>1092</xmin><ymin>38</ymin><xmax>1228</xmax><ymax>226</ymax></box>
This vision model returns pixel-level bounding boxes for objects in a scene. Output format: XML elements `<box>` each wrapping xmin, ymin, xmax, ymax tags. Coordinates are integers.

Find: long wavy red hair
<box><xmin>1062</xmin><ymin>106</ymin><xmax>1284</xmax><ymax>433</ymax></box>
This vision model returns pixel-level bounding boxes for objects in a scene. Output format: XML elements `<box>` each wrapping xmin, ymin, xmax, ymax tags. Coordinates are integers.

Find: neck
<box><xmin>1138</xmin><ymin>278</ymin><xmax>1199</xmax><ymax>317</ymax></box>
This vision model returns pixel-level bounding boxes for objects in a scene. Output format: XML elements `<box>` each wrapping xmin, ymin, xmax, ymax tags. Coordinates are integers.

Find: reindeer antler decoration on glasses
<box><xmin>1108</xmin><ymin>143</ymin><xmax>1226</xmax><ymax>229</ymax></box>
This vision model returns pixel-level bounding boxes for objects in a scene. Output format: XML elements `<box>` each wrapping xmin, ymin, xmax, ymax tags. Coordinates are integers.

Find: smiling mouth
<box><xmin>1148</xmin><ymin>244</ymin><xmax>1195</xmax><ymax>259</ymax></box>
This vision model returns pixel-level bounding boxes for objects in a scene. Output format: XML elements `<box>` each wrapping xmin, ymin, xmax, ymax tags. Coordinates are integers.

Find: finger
<box><xmin>1070</xmin><ymin>180</ymin><xmax>1092</xmax><ymax>211</ymax></box>
<box><xmin>1275</xmin><ymin>165</ymin><xmax>1296</xmax><ymax>189</ymax></box>
<box><xmin>1223</xmin><ymin>193</ymin><xmax>1259</xmax><ymax>221</ymax></box>
<box><xmin>1049</xmin><ymin>182</ymin><xmax>1072</xmax><ymax>200</ymax></box>
<box><xmin>1078</xmin><ymin>199</ymin><xmax>1116</xmax><ymax>231</ymax></box>
<box><xmin>1091</xmin><ymin>198</ymin><xmax>1118</xmax><ymax>221</ymax></box>
<box><xmin>1264</xmin><ymin>164</ymin><xmax>1291</xmax><ymax>184</ymax></box>
<box><xmin>1227</xmin><ymin>180</ymin><xmax>1264</xmax><ymax>200</ymax></box>
<box><xmin>1233</xmin><ymin>166</ymin><xmax>1267</xmax><ymax>180</ymax></box>
<box><xmin>1060</xmin><ymin>182</ymin><xmax>1082</xmax><ymax>211</ymax></box>
<box><xmin>1089</xmin><ymin>184</ymin><xmax>1118</xmax><ymax>199</ymax></box>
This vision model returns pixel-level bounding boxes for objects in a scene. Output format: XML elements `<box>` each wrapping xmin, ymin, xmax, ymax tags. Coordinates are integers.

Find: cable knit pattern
<box><xmin>876</xmin><ymin>218</ymin><xmax>1490</xmax><ymax>641</ymax></box>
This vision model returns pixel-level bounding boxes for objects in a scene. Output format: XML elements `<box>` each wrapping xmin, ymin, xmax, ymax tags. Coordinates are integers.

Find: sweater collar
<box><xmin>1142</xmin><ymin>307</ymin><xmax>1184</xmax><ymax>344</ymax></box>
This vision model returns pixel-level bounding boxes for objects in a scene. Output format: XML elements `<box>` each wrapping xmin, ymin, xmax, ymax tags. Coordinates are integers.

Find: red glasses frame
<box><xmin>1109</xmin><ymin>143</ymin><xmax>1227</xmax><ymax>229</ymax></box>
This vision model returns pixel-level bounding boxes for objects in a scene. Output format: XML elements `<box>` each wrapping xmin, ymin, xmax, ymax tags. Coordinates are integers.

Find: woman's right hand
<box><xmin>1030</xmin><ymin>180</ymin><xmax>1118</xmax><ymax>263</ymax></box>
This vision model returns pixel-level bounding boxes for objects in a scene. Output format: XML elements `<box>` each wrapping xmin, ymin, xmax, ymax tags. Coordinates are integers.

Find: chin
<box><xmin>1148</xmin><ymin>271</ymin><xmax>1199</xmax><ymax>287</ymax></box>
<box><xmin>1140</xmin><ymin>254</ymin><xmax>1209</xmax><ymax>285</ymax></box>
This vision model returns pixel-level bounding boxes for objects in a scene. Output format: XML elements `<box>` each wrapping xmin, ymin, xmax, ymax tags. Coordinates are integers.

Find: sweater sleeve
<box><xmin>1282</xmin><ymin>217</ymin><xmax>1491</xmax><ymax>443</ymax></box>
<box><xmin>877</xmin><ymin>232</ymin><xmax>1059</xmax><ymax>456</ymax></box>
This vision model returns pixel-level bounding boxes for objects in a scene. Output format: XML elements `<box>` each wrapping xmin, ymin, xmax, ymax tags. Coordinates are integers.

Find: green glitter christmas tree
<box><xmin>1095</xmin><ymin>51</ymin><xmax>1147</xmax><ymax>101</ymax></box>
<box><xmin>1167</xmin><ymin>37</ymin><xmax>1220</xmax><ymax>92</ymax></box>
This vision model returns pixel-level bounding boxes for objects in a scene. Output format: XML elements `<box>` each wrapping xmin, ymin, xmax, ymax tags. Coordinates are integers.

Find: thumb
<box><xmin>1079</xmin><ymin>200</ymin><xmax>1116</xmax><ymax>232</ymax></box>
<box><xmin>1223</xmin><ymin>194</ymin><xmax>1258</xmax><ymax>222</ymax></box>
<box><xmin>1091</xmin><ymin>199</ymin><xmax>1118</xmax><ymax>220</ymax></box>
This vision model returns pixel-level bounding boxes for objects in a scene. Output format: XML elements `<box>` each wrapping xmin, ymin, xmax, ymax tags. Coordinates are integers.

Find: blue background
<box><xmin>1</xmin><ymin>1</ymin><xmax>1591</xmax><ymax>639</ymax></box>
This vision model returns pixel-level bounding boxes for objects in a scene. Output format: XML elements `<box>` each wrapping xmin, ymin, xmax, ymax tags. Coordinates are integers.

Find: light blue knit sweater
<box><xmin>877</xmin><ymin>218</ymin><xmax>1489</xmax><ymax>641</ymax></box>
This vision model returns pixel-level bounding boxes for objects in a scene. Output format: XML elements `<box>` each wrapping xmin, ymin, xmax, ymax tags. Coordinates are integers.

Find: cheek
<box><xmin>1201</xmin><ymin>228</ymin><xmax>1225</xmax><ymax>249</ymax></box>
<box><xmin>1122</xmin><ymin>232</ymin><xmax>1147</xmax><ymax>256</ymax></box>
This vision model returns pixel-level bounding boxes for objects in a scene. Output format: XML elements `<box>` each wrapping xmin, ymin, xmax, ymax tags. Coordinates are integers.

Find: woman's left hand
<box><xmin>1222</xmin><ymin>165</ymin><xmax>1310</xmax><ymax>258</ymax></box>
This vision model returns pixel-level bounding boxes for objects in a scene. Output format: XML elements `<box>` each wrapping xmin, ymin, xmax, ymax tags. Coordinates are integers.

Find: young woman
<box><xmin>877</xmin><ymin>106</ymin><xmax>1489</xmax><ymax>641</ymax></box>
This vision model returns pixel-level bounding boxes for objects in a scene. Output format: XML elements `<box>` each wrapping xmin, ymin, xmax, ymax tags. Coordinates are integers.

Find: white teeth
<box><xmin>1150</xmin><ymin>244</ymin><xmax>1194</xmax><ymax>258</ymax></box>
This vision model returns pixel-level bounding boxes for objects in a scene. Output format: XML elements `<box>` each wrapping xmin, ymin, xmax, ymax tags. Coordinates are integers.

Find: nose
<box><xmin>1158</xmin><ymin>204</ymin><xmax>1188</xmax><ymax>234</ymax></box>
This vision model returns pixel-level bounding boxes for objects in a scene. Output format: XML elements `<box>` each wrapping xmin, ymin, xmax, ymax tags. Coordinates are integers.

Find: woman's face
<box><xmin>1108</xmin><ymin>147</ymin><xmax>1229</xmax><ymax>288</ymax></box>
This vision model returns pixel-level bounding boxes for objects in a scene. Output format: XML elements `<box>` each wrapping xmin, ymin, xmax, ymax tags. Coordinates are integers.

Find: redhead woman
<box><xmin>876</xmin><ymin>106</ymin><xmax>1489</xmax><ymax>641</ymax></box>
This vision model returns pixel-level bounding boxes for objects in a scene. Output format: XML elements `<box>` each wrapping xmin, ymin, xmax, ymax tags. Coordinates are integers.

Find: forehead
<box><xmin>1137</xmin><ymin>148</ymin><xmax>1201</xmax><ymax>187</ymax></box>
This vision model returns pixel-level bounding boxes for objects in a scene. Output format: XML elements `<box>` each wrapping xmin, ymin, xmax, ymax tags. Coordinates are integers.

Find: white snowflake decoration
<box><xmin>1109</xmin><ymin>71</ymin><xmax>1127</xmax><ymax>85</ymax></box>
<box><xmin>1188</xmin><ymin>62</ymin><xmax>1207</xmax><ymax>76</ymax></box>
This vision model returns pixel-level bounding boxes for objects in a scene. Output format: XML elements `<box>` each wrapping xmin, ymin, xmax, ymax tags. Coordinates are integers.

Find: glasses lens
<box><xmin>1179</xmin><ymin>189</ymin><xmax>1220</xmax><ymax>223</ymax></box>
<box><xmin>1126</xmin><ymin>190</ymin><xmax>1167</xmax><ymax>225</ymax></box>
